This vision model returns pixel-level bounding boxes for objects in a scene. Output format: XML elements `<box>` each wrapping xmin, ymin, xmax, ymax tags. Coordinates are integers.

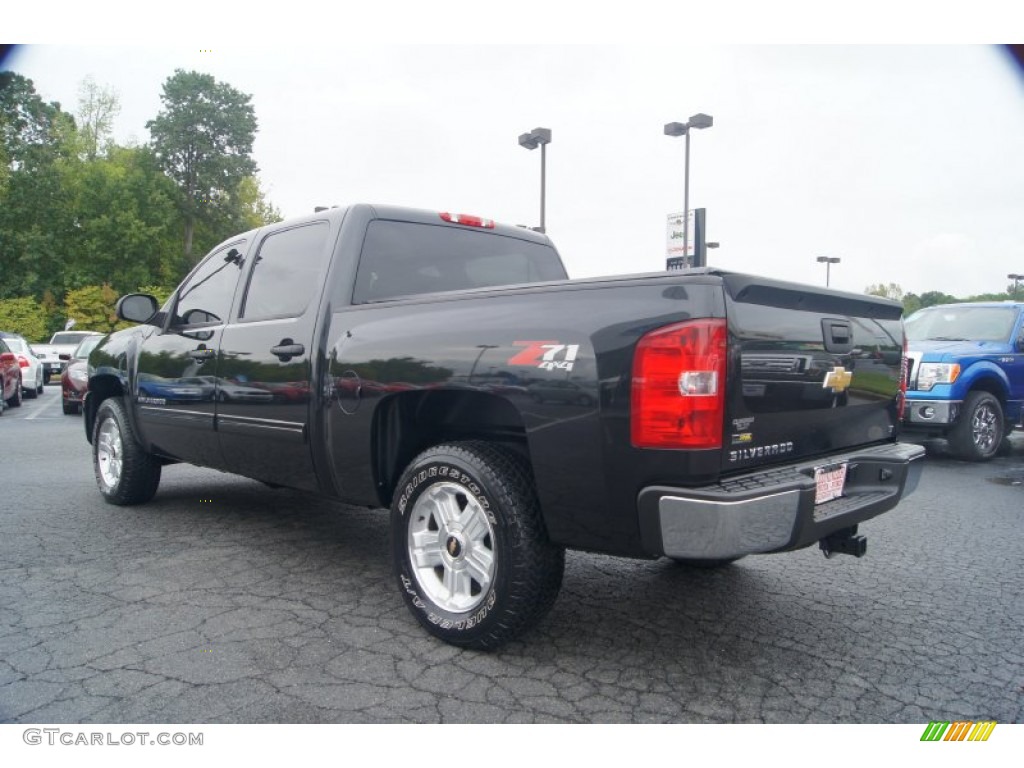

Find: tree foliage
<box><xmin>0</xmin><ymin>68</ymin><xmax>283</xmax><ymax>338</ymax></box>
<box><xmin>76</xmin><ymin>75</ymin><xmax>120</xmax><ymax>160</ymax></box>
<box><xmin>0</xmin><ymin>296</ymin><xmax>49</xmax><ymax>341</ymax></box>
<box><xmin>0</xmin><ymin>72</ymin><xmax>79</xmax><ymax>302</ymax></box>
<box><xmin>146</xmin><ymin>70</ymin><xmax>258</xmax><ymax>261</ymax></box>
<box><xmin>64</xmin><ymin>145</ymin><xmax>184</xmax><ymax>291</ymax></box>
<box><xmin>865</xmin><ymin>283</ymin><xmax>904</xmax><ymax>301</ymax></box>
<box><xmin>63</xmin><ymin>284</ymin><xmax>126</xmax><ymax>334</ymax></box>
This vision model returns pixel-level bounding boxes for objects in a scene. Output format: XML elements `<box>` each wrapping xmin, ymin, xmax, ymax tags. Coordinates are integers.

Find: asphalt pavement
<box><xmin>1</xmin><ymin>386</ymin><xmax>1021</xmax><ymax>723</ymax></box>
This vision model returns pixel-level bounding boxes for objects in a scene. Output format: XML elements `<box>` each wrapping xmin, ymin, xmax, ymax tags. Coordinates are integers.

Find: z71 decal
<box><xmin>509</xmin><ymin>340</ymin><xmax>580</xmax><ymax>372</ymax></box>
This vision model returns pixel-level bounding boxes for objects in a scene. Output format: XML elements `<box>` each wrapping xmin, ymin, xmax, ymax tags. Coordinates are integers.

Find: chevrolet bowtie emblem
<box><xmin>823</xmin><ymin>366</ymin><xmax>853</xmax><ymax>393</ymax></box>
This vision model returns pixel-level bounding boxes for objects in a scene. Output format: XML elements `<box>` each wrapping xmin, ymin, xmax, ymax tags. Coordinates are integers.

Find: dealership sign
<box><xmin>666</xmin><ymin>210</ymin><xmax>694</xmax><ymax>258</ymax></box>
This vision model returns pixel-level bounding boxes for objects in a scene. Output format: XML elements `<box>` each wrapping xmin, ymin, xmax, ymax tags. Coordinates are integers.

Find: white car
<box><xmin>0</xmin><ymin>332</ymin><xmax>44</xmax><ymax>398</ymax></box>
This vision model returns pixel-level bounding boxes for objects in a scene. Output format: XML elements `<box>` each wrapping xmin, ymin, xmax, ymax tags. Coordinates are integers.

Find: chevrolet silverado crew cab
<box><xmin>903</xmin><ymin>301</ymin><xmax>1024</xmax><ymax>460</ymax></box>
<box><xmin>84</xmin><ymin>204</ymin><xmax>925</xmax><ymax>649</ymax></box>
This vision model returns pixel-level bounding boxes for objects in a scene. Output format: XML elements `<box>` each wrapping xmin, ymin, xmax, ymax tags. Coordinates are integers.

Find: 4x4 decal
<box><xmin>509</xmin><ymin>340</ymin><xmax>580</xmax><ymax>372</ymax></box>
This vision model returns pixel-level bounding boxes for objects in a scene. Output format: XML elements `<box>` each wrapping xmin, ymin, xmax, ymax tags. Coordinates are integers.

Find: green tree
<box><xmin>918</xmin><ymin>290</ymin><xmax>957</xmax><ymax>308</ymax></box>
<box><xmin>0</xmin><ymin>71</ymin><xmax>75</xmax><ymax>170</ymax></box>
<box><xmin>0</xmin><ymin>296</ymin><xmax>49</xmax><ymax>341</ymax></box>
<box><xmin>234</xmin><ymin>175</ymin><xmax>282</xmax><ymax>230</ymax></box>
<box><xmin>146</xmin><ymin>70</ymin><xmax>258</xmax><ymax>262</ymax></box>
<box><xmin>63</xmin><ymin>145</ymin><xmax>184</xmax><ymax>293</ymax></box>
<box><xmin>865</xmin><ymin>283</ymin><xmax>904</xmax><ymax>302</ymax></box>
<box><xmin>76</xmin><ymin>75</ymin><xmax>120</xmax><ymax>160</ymax></box>
<box><xmin>63</xmin><ymin>284</ymin><xmax>126</xmax><ymax>334</ymax></box>
<box><xmin>0</xmin><ymin>71</ymin><xmax>79</xmax><ymax>301</ymax></box>
<box><xmin>902</xmin><ymin>293</ymin><xmax>922</xmax><ymax>316</ymax></box>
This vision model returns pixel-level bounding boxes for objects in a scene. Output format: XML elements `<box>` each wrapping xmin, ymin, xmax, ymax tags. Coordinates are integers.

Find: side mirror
<box><xmin>116</xmin><ymin>294</ymin><xmax>160</xmax><ymax>324</ymax></box>
<box><xmin>182</xmin><ymin>308</ymin><xmax>220</xmax><ymax>326</ymax></box>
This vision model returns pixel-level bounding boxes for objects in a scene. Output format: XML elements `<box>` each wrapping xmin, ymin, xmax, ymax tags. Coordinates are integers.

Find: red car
<box><xmin>0</xmin><ymin>337</ymin><xmax>24</xmax><ymax>414</ymax></box>
<box><xmin>61</xmin><ymin>335</ymin><xmax>104</xmax><ymax>415</ymax></box>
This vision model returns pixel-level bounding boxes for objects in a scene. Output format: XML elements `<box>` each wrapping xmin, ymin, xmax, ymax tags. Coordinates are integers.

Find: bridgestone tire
<box><xmin>948</xmin><ymin>391</ymin><xmax>1003</xmax><ymax>462</ymax></box>
<box><xmin>391</xmin><ymin>441</ymin><xmax>565</xmax><ymax>650</ymax></box>
<box><xmin>92</xmin><ymin>397</ymin><xmax>161</xmax><ymax>505</ymax></box>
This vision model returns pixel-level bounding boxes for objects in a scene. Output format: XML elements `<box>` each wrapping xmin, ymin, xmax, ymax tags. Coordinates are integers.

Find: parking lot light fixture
<box><xmin>518</xmin><ymin>127</ymin><xmax>552</xmax><ymax>233</ymax></box>
<box><xmin>664</xmin><ymin>113</ymin><xmax>714</xmax><ymax>263</ymax></box>
<box><xmin>816</xmin><ymin>256</ymin><xmax>841</xmax><ymax>287</ymax></box>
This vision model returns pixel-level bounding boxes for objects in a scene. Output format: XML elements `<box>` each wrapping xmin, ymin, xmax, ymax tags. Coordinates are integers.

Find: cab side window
<box><xmin>174</xmin><ymin>241</ymin><xmax>247</xmax><ymax>326</ymax></box>
<box><xmin>240</xmin><ymin>223</ymin><xmax>330</xmax><ymax>321</ymax></box>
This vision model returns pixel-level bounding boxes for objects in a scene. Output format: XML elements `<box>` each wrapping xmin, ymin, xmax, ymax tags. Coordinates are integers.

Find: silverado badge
<box><xmin>822</xmin><ymin>366</ymin><xmax>853</xmax><ymax>394</ymax></box>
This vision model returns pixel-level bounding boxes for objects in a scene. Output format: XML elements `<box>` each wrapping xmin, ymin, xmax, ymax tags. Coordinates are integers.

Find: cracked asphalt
<box><xmin>1</xmin><ymin>390</ymin><xmax>1022</xmax><ymax>723</ymax></box>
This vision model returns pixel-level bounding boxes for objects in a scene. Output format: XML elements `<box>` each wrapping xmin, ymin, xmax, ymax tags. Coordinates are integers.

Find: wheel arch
<box><xmin>960</xmin><ymin>365</ymin><xmax>1011</xmax><ymax>405</ymax></box>
<box><xmin>372</xmin><ymin>389</ymin><xmax>531</xmax><ymax>508</ymax></box>
<box><xmin>84</xmin><ymin>373</ymin><xmax>127</xmax><ymax>444</ymax></box>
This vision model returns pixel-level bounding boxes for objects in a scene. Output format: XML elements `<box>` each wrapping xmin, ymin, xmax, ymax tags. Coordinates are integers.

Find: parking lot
<box><xmin>1</xmin><ymin>386</ymin><xmax>1022</xmax><ymax>724</ymax></box>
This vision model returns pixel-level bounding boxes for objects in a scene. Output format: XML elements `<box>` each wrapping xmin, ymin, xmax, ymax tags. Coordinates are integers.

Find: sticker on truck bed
<box><xmin>509</xmin><ymin>341</ymin><xmax>580</xmax><ymax>372</ymax></box>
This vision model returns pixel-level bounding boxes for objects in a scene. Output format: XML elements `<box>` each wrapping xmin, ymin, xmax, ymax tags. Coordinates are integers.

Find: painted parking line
<box><xmin>25</xmin><ymin>389</ymin><xmax>65</xmax><ymax>420</ymax></box>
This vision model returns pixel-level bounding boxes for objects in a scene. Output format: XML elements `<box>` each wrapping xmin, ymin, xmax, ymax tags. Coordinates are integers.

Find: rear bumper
<box><xmin>637</xmin><ymin>442</ymin><xmax>926</xmax><ymax>559</ymax></box>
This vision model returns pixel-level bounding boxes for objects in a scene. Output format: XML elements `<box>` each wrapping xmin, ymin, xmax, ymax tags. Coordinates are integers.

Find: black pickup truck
<box><xmin>84</xmin><ymin>204</ymin><xmax>924</xmax><ymax>649</ymax></box>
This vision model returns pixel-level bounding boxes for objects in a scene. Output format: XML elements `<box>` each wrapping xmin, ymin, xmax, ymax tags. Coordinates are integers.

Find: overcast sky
<box><xmin>6</xmin><ymin>38</ymin><xmax>1024</xmax><ymax>299</ymax></box>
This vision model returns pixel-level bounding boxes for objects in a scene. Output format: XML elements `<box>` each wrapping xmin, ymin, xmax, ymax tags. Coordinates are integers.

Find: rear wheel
<box><xmin>62</xmin><ymin>399</ymin><xmax>80</xmax><ymax>415</ymax></box>
<box><xmin>392</xmin><ymin>441</ymin><xmax>564</xmax><ymax>650</ymax></box>
<box><xmin>92</xmin><ymin>397</ymin><xmax>161</xmax><ymax>505</ymax></box>
<box><xmin>6</xmin><ymin>376</ymin><xmax>22</xmax><ymax>408</ymax></box>
<box><xmin>948</xmin><ymin>391</ymin><xmax>1003</xmax><ymax>462</ymax></box>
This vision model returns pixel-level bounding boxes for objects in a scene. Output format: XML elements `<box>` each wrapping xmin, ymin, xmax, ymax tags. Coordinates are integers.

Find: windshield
<box><xmin>905</xmin><ymin>306</ymin><xmax>1018</xmax><ymax>343</ymax></box>
<box><xmin>51</xmin><ymin>332</ymin><xmax>96</xmax><ymax>345</ymax></box>
<box><xmin>4</xmin><ymin>338</ymin><xmax>30</xmax><ymax>355</ymax></box>
<box><xmin>73</xmin><ymin>335</ymin><xmax>104</xmax><ymax>359</ymax></box>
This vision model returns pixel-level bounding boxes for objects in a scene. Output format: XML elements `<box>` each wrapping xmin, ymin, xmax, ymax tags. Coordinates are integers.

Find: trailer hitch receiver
<box><xmin>820</xmin><ymin>525</ymin><xmax>867</xmax><ymax>559</ymax></box>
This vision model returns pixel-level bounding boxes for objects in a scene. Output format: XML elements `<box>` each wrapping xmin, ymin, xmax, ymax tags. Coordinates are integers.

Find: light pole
<box><xmin>817</xmin><ymin>256</ymin><xmax>841</xmax><ymax>287</ymax></box>
<box><xmin>1008</xmin><ymin>273</ymin><xmax>1023</xmax><ymax>299</ymax></box>
<box><xmin>664</xmin><ymin>113</ymin><xmax>713</xmax><ymax>263</ymax></box>
<box><xmin>518</xmin><ymin>127</ymin><xmax>552</xmax><ymax>233</ymax></box>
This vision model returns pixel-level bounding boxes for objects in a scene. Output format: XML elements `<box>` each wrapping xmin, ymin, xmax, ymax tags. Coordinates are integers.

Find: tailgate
<box><xmin>721</xmin><ymin>275</ymin><xmax>904</xmax><ymax>473</ymax></box>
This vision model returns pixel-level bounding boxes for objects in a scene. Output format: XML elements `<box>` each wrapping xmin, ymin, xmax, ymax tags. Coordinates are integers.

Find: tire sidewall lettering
<box><xmin>395</xmin><ymin>458</ymin><xmax>502</xmax><ymax>635</ymax></box>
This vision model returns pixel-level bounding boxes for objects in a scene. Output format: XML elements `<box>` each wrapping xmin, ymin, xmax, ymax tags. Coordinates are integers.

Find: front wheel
<box><xmin>392</xmin><ymin>441</ymin><xmax>564</xmax><ymax>650</ymax></box>
<box><xmin>92</xmin><ymin>397</ymin><xmax>162</xmax><ymax>505</ymax></box>
<box><xmin>948</xmin><ymin>391</ymin><xmax>1003</xmax><ymax>461</ymax></box>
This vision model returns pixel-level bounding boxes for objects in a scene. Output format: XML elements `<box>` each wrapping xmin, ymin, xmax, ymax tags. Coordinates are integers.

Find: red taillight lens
<box><xmin>439</xmin><ymin>212</ymin><xmax>495</xmax><ymax>229</ymax></box>
<box><xmin>17</xmin><ymin>355</ymin><xmax>29</xmax><ymax>369</ymax></box>
<box><xmin>631</xmin><ymin>319</ymin><xmax>727</xmax><ymax>449</ymax></box>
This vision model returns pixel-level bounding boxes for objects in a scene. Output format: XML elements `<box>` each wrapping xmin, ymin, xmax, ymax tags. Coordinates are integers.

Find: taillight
<box><xmin>439</xmin><ymin>212</ymin><xmax>495</xmax><ymax>229</ymax></box>
<box><xmin>631</xmin><ymin>319</ymin><xmax>727</xmax><ymax>449</ymax></box>
<box><xmin>17</xmin><ymin>355</ymin><xmax>29</xmax><ymax>369</ymax></box>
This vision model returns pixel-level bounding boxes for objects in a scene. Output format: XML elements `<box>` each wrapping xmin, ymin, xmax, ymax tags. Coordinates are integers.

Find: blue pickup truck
<box><xmin>903</xmin><ymin>301</ymin><xmax>1024</xmax><ymax>460</ymax></box>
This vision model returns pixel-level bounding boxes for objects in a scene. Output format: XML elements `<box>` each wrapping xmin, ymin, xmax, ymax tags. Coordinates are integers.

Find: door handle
<box><xmin>189</xmin><ymin>346</ymin><xmax>216</xmax><ymax>361</ymax></box>
<box><xmin>271</xmin><ymin>339</ymin><xmax>305</xmax><ymax>362</ymax></box>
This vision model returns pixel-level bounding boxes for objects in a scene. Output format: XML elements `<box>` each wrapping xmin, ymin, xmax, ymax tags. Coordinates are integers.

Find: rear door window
<box><xmin>240</xmin><ymin>222</ymin><xmax>331</xmax><ymax>321</ymax></box>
